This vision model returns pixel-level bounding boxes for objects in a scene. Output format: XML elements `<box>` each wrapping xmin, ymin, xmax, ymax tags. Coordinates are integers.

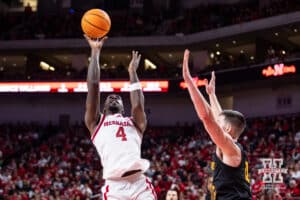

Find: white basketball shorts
<box><xmin>101</xmin><ymin>174</ymin><xmax>157</xmax><ymax>200</ymax></box>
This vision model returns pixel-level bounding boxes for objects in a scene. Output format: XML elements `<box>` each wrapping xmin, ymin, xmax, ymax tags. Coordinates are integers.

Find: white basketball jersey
<box><xmin>91</xmin><ymin>113</ymin><xmax>150</xmax><ymax>179</ymax></box>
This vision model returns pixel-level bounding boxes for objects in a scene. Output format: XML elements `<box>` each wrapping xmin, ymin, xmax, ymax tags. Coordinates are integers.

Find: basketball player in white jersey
<box><xmin>84</xmin><ymin>35</ymin><xmax>157</xmax><ymax>200</ymax></box>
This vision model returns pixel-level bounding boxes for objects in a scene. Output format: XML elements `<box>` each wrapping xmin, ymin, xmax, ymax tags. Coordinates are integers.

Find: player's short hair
<box><xmin>220</xmin><ymin>110</ymin><xmax>246</xmax><ymax>138</ymax></box>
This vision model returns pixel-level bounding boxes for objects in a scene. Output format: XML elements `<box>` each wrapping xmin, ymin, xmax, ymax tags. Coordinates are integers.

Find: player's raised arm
<box><xmin>128</xmin><ymin>51</ymin><xmax>147</xmax><ymax>133</ymax></box>
<box><xmin>205</xmin><ymin>71</ymin><xmax>222</xmax><ymax>120</ymax></box>
<box><xmin>182</xmin><ymin>49</ymin><xmax>239</xmax><ymax>156</ymax></box>
<box><xmin>182</xmin><ymin>49</ymin><xmax>212</xmax><ymax>121</ymax></box>
<box><xmin>84</xmin><ymin>35</ymin><xmax>107</xmax><ymax>135</ymax></box>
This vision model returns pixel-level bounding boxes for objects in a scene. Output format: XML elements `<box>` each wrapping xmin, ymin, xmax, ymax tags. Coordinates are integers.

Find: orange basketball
<box><xmin>81</xmin><ymin>9</ymin><xmax>111</xmax><ymax>38</ymax></box>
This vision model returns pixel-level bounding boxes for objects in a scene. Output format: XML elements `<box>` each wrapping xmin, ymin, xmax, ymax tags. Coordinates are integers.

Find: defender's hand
<box><xmin>182</xmin><ymin>49</ymin><xmax>193</xmax><ymax>81</ymax></box>
<box><xmin>128</xmin><ymin>51</ymin><xmax>141</xmax><ymax>72</ymax></box>
<box><xmin>205</xmin><ymin>71</ymin><xmax>216</xmax><ymax>95</ymax></box>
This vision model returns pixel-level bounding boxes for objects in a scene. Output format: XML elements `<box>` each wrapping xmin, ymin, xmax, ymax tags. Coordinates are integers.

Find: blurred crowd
<box><xmin>0</xmin><ymin>0</ymin><xmax>299</xmax><ymax>81</ymax></box>
<box><xmin>0</xmin><ymin>113</ymin><xmax>299</xmax><ymax>200</ymax></box>
<box><xmin>0</xmin><ymin>0</ymin><xmax>299</xmax><ymax>40</ymax></box>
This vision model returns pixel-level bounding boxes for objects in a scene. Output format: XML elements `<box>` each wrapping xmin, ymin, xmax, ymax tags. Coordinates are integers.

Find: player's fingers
<box><xmin>137</xmin><ymin>54</ymin><xmax>141</xmax><ymax>63</ymax></box>
<box><xmin>204</xmin><ymin>78</ymin><xmax>209</xmax><ymax>86</ymax></box>
<box><xmin>183</xmin><ymin>54</ymin><xmax>186</xmax><ymax>69</ymax></box>
<box><xmin>100</xmin><ymin>36</ymin><xmax>108</xmax><ymax>43</ymax></box>
<box><xmin>183</xmin><ymin>49</ymin><xmax>190</xmax><ymax>67</ymax></box>
<box><xmin>212</xmin><ymin>71</ymin><xmax>215</xmax><ymax>81</ymax></box>
<box><xmin>83</xmin><ymin>34</ymin><xmax>91</xmax><ymax>41</ymax></box>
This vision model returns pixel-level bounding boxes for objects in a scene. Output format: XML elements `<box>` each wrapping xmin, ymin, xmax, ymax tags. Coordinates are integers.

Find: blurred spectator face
<box><xmin>166</xmin><ymin>189</ymin><xmax>178</xmax><ymax>200</ymax></box>
<box><xmin>289</xmin><ymin>179</ymin><xmax>296</xmax><ymax>188</ymax></box>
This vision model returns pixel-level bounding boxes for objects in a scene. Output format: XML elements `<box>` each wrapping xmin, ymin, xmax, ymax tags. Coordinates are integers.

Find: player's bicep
<box><xmin>203</xmin><ymin>117</ymin><xmax>238</xmax><ymax>155</ymax></box>
<box><xmin>85</xmin><ymin>108</ymin><xmax>100</xmax><ymax>134</ymax></box>
<box><xmin>131</xmin><ymin>106</ymin><xmax>147</xmax><ymax>133</ymax></box>
<box><xmin>85</xmin><ymin>87</ymin><xmax>100</xmax><ymax>134</ymax></box>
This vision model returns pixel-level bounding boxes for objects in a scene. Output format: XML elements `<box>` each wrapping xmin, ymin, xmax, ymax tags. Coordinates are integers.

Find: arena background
<box><xmin>0</xmin><ymin>0</ymin><xmax>299</xmax><ymax>199</ymax></box>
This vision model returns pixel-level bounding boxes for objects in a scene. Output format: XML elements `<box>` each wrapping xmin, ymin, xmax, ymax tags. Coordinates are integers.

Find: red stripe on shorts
<box><xmin>103</xmin><ymin>185</ymin><xmax>109</xmax><ymax>200</ymax></box>
<box><xmin>146</xmin><ymin>178</ymin><xmax>157</xmax><ymax>200</ymax></box>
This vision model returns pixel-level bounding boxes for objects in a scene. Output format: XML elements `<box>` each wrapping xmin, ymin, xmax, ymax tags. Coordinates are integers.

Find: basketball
<box><xmin>81</xmin><ymin>9</ymin><xmax>111</xmax><ymax>38</ymax></box>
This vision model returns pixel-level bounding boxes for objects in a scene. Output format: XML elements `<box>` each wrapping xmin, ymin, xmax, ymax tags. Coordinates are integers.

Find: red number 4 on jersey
<box><xmin>116</xmin><ymin>126</ymin><xmax>127</xmax><ymax>141</ymax></box>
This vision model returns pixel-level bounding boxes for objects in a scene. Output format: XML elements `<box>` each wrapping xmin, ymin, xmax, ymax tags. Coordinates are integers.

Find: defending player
<box><xmin>182</xmin><ymin>49</ymin><xmax>251</xmax><ymax>200</ymax></box>
<box><xmin>84</xmin><ymin>35</ymin><xmax>156</xmax><ymax>200</ymax></box>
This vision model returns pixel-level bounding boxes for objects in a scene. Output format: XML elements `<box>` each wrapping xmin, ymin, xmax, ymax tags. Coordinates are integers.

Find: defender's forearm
<box><xmin>209</xmin><ymin>93</ymin><xmax>222</xmax><ymax>120</ymax></box>
<box><xmin>186</xmin><ymin>78</ymin><xmax>212</xmax><ymax>120</ymax></box>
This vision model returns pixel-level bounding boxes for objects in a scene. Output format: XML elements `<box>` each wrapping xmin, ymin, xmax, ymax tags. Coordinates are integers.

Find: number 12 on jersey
<box><xmin>116</xmin><ymin>126</ymin><xmax>127</xmax><ymax>141</ymax></box>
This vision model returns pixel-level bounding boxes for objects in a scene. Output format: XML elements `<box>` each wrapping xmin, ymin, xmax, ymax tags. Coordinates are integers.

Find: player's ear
<box><xmin>224</xmin><ymin>122</ymin><xmax>231</xmax><ymax>133</ymax></box>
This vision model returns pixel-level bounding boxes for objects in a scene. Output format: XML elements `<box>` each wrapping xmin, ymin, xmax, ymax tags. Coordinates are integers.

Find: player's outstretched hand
<box><xmin>182</xmin><ymin>49</ymin><xmax>193</xmax><ymax>81</ymax></box>
<box><xmin>205</xmin><ymin>71</ymin><xmax>216</xmax><ymax>95</ymax></box>
<box><xmin>84</xmin><ymin>34</ymin><xmax>107</xmax><ymax>51</ymax></box>
<box><xmin>128</xmin><ymin>50</ymin><xmax>141</xmax><ymax>72</ymax></box>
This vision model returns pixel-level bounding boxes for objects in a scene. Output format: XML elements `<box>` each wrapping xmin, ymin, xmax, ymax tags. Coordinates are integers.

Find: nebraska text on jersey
<box><xmin>103</xmin><ymin>120</ymin><xmax>133</xmax><ymax>127</ymax></box>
